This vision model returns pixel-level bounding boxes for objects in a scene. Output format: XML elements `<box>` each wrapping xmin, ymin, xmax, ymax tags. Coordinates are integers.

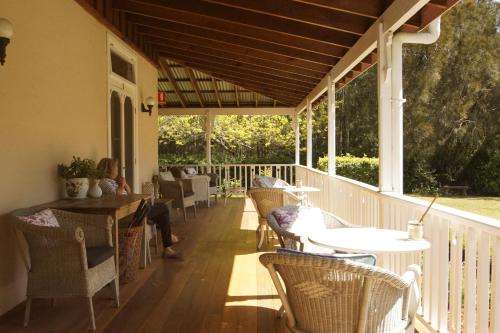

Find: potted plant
<box><xmin>57</xmin><ymin>156</ymin><xmax>95</xmax><ymax>199</ymax></box>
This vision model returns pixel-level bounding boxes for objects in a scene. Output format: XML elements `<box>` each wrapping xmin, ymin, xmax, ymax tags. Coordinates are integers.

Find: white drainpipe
<box><xmin>391</xmin><ymin>17</ymin><xmax>441</xmax><ymax>194</ymax></box>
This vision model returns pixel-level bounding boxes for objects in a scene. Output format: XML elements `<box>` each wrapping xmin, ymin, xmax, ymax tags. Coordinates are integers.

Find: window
<box><xmin>110</xmin><ymin>51</ymin><xmax>135</xmax><ymax>83</ymax></box>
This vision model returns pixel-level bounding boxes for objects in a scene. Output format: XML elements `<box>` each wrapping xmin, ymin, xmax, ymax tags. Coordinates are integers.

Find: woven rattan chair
<box><xmin>248</xmin><ymin>188</ymin><xmax>300</xmax><ymax>250</ymax></box>
<box><xmin>9</xmin><ymin>208</ymin><xmax>119</xmax><ymax>331</ymax></box>
<box><xmin>260</xmin><ymin>252</ymin><xmax>421</xmax><ymax>333</ymax></box>
<box><xmin>159</xmin><ymin>178</ymin><xmax>196</xmax><ymax>223</ymax></box>
<box><xmin>267</xmin><ymin>207</ymin><xmax>351</xmax><ymax>251</ymax></box>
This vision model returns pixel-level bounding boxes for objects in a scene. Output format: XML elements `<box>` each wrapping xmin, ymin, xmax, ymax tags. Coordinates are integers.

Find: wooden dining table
<box><xmin>39</xmin><ymin>194</ymin><xmax>152</xmax><ymax>281</ymax></box>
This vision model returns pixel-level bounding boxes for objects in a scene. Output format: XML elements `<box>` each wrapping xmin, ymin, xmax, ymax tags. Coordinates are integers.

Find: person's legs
<box><xmin>148</xmin><ymin>203</ymin><xmax>173</xmax><ymax>246</ymax></box>
<box><xmin>148</xmin><ymin>203</ymin><xmax>181</xmax><ymax>258</ymax></box>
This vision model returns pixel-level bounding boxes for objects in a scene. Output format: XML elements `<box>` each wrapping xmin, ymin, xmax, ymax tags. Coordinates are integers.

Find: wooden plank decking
<box><xmin>0</xmin><ymin>197</ymin><xmax>286</xmax><ymax>333</ymax></box>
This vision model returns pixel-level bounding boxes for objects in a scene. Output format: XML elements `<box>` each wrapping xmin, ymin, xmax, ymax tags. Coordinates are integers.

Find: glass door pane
<box><xmin>110</xmin><ymin>91</ymin><xmax>121</xmax><ymax>162</ymax></box>
<box><xmin>124</xmin><ymin>96</ymin><xmax>134</xmax><ymax>189</ymax></box>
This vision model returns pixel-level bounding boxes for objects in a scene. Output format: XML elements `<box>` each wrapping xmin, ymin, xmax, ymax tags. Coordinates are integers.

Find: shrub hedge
<box><xmin>317</xmin><ymin>154</ymin><xmax>378</xmax><ymax>186</ymax></box>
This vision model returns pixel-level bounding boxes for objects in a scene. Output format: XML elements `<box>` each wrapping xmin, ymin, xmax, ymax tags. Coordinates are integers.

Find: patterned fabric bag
<box><xmin>118</xmin><ymin>200</ymin><xmax>150</xmax><ymax>282</ymax></box>
<box><xmin>118</xmin><ymin>224</ymin><xmax>143</xmax><ymax>283</ymax></box>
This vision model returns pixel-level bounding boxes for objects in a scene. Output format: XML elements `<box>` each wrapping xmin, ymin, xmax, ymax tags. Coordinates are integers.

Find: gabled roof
<box><xmin>76</xmin><ymin>0</ymin><xmax>459</xmax><ymax>107</ymax></box>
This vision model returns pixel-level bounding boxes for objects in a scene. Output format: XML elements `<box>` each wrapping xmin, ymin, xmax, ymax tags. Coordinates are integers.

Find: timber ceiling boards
<box><xmin>77</xmin><ymin>0</ymin><xmax>458</xmax><ymax>107</ymax></box>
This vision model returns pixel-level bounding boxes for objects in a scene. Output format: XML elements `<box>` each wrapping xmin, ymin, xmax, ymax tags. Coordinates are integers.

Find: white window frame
<box><xmin>106</xmin><ymin>33</ymin><xmax>139</xmax><ymax>192</ymax></box>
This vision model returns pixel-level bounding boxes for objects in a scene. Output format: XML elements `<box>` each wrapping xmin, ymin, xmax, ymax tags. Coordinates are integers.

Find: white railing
<box><xmin>295</xmin><ymin>165</ymin><xmax>500</xmax><ymax>333</ymax></box>
<box><xmin>159</xmin><ymin>163</ymin><xmax>295</xmax><ymax>189</ymax></box>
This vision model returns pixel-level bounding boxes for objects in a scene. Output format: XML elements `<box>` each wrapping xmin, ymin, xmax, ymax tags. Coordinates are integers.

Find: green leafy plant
<box><xmin>218</xmin><ymin>178</ymin><xmax>242</xmax><ymax>198</ymax></box>
<box><xmin>57</xmin><ymin>156</ymin><xmax>96</xmax><ymax>179</ymax></box>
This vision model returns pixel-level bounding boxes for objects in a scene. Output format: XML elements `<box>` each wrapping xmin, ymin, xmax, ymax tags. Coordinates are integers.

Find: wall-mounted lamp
<box><xmin>141</xmin><ymin>96</ymin><xmax>156</xmax><ymax>116</ymax></box>
<box><xmin>0</xmin><ymin>18</ymin><xmax>13</xmax><ymax>66</ymax></box>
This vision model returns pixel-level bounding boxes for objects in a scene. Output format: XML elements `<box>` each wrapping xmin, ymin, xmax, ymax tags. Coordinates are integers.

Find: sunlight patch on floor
<box><xmin>225</xmin><ymin>252</ymin><xmax>281</xmax><ymax>311</ymax></box>
<box><xmin>239</xmin><ymin>198</ymin><xmax>259</xmax><ymax>231</ymax></box>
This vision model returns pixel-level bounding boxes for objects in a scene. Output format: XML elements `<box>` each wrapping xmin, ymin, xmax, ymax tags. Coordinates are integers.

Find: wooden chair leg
<box><xmin>87</xmin><ymin>297</ymin><xmax>96</xmax><ymax>331</ymax></box>
<box><xmin>193</xmin><ymin>204</ymin><xmax>197</xmax><ymax>217</ymax></box>
<box><xmin>257</xmin><ymin>227</ymin><xmax>265</xmax><ymax>250</ymax></box>
<box><xmin>183</xmin><ymin>207</ymin><xmax>188</xmax><ymax>223</ymax></box>
<box><xmin>111</xmin><ymin>278</ymin><xmax>120</xmax><ymax>308</ymax></box>
<box><xmin>23</xmin><ymin>297</ymin><xmax>31</xmax><ymax>327</ymax></box>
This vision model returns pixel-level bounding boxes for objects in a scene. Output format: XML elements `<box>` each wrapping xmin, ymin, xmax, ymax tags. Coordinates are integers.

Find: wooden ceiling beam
<box><xmin>128</xmin><ymin>15</ymin><xmax>343</xmax><ymax>64</ymax></box>
<box><xmin>159</xmin><ymin>60</ymin><xmax>187</xmax><ymax>108</ymax></box>
<box><xmin>146</xmin><ymin>37</ymin><xmax>326</xmax><ymax>79</ymax></box>
<box><xmin>156</xmin><ymin>48</ymin><xmax>319</xmax><ymax>88</ymax></box>
<box><xmin>139</xmin><ymin>26</ymin><xmax>332</xmax><ymax>73</ymax></box>
<box><xmin>212</xmin><ymin>78</ymin><xmax>222</xmax><ymax>108</ymax></box>
<box><xmin>293</xmin><ymin>0</ymin><xmax>383</xmax><ymax>19</ymax></box>
<box><xmin>113</xmin><ymin>0</ymin><xmax>352</xmax><ymax>55</ymax></box>
<box><xmin>117</xmin><ymin>0</ymin><xmax>358</xmax><ymax>47</ymax></box>
<box><xmin>158</xmin><ymin>89</ymin><xmax>259</xmax><ymax>95</ymax></box>
<box><xmin>187</xmin><ymin>68</ymin><xmax>205</xmax><ymax>107</ymax></box>
<box><xmin>202</xmin><ymin>0</ymin><xmax>372</xmax><ymax>36</ymax></box>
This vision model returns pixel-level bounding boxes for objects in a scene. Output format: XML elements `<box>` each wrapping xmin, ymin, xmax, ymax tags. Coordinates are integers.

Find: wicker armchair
<box><xmin>9</xmin><ymin>208</ymin><xmax>119</xmax><ymax>331</ymax></box>
<box><xmin>248</xmin><ymin>188</ymin><xmax>296</xmax><ymax>250</ymax></box>
<box><xmin>260</xmin><ymin>252</ymin><xmax>421</xmax><ymax>333</ymax></box>
<box><xmin>158</xmin><ymin>178</ymin><xmax>196</xmax><ymax>222</ymax></box>
<box><xmin>267</xmin><ymin>207</ymin><xmax>351</xmax><ymax>252</ymax></box>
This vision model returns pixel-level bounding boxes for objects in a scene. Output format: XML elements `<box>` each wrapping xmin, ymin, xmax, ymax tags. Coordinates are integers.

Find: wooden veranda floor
<box><xmin>0</xmin><ymin>197</ymin><xmax>287</xmax><ymax>333</ymax></box>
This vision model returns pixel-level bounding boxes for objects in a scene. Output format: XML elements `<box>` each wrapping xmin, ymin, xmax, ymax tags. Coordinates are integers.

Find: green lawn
<box><xmin>414</xmin><ymin>196</ymin><xmax>500</xmax><ymax>221</ymax></box>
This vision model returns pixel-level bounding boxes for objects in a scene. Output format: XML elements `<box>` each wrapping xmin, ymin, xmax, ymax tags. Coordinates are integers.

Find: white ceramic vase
<box><xmin>65</xmin><ymin>178</ymin><xmax>89</xmax><ymax>199</ymax></box>
<box><xmin>88</xmin><ymin>179</ymin><xmax>103</xmax><ymax>198</ymax></box>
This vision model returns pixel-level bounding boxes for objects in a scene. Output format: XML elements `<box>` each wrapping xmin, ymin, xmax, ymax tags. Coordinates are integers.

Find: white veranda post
<box><xmin>377</xmin><ymin>22</ymin><xmax>395</xmax><ymax>193</ymax></box>
<box><xmin>292</xmin><ymin>114</ymin><xmax>300</xmax><ymax>165</ymax></box>
<box><xmin>327</xmin><ymin>74</ymin><xmax>336</xmax><ymax>176</ymax></box>
<box><xmin>205</xmin><ymin>112</ymin><xmax>214</xmax><ymax>170</ymax></box>
<box><xmin>306</xmin><ymin>99</ymin><xmax>313</xmax><ymax>168</ymax></box>
<box><xmin>377</xmin><ymin>18</ymin><xmax>441</xmax><ymax>194</ymax></box>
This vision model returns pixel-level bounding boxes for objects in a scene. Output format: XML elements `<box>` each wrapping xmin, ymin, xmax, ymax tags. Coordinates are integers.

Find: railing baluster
<box><xmin>491</xmin><ymin>236</ymin><xmax>500</xmax><ymax>332</ymax></box>
<box><xmin>464</xmin><ymin>227</ymin><xmax>477</xmax><ymax>333</ymax></box>
<box><xmin>423</xmin><ymin>216</ymin><xmax>432</xmax><ymax>321</ymax></box>
<box><xmin>450</xmin><ymin>223</ymin><xmax>463</xmax><ymax>333</ymax></box>
<box><xmin>477</xmin><ymin>231</ymin><xmax>490</xmax><ymax>333</ymax></box>
<box><xmin>438</xmin><ymin>218</ymin><xmax>449</xmax><ymax>331</ymax></box>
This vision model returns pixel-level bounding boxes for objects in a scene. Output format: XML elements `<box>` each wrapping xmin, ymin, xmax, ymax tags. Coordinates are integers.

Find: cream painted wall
<box><xmin>0</xmin><ymin>0</ymin><xmax>158</xmax><ymax>315</ymax></box>
<box><xmin>137</xmin><ymin>57</ymin><xmax>160</xmax><ymax>185</ymax></box>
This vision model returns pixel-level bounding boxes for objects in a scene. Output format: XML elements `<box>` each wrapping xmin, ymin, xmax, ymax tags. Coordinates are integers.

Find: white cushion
<box><xmin>186</xmin><ymin>167</ymin><xmax>197</xmax><ymax>175</ymax></box>
<box><xmin>19</xmin><ymin>209</ymin><xmax>60</xmax><ymax>227</ymax></box>
<box><xmin>159</xmin><ymin>171</ymin><xmax>175</xmax><ymax>181</ymax></box>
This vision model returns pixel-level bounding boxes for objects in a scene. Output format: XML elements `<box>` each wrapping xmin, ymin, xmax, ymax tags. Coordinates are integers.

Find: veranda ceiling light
<box><xmin>0</xmin><ymin>18</ymin><xmax>13</xmax><ymax>66</ymax></box>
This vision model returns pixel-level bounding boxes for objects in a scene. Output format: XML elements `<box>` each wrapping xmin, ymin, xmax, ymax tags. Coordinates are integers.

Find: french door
<box><xmin>108</xmin><ymin>34</ymin><xmax>138</xmax><ymax>192</ymax></box>
<box><xmin>109</xmin><ymin>90</ymin><xmax>136</xmax><ymax>191</ymax></box>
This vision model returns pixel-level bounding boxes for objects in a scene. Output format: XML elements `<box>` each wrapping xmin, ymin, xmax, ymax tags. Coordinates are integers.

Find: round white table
<box><xmin>308</xmin><ymin>227</ymin><xmax>430</xmax><ymax>254</ymax></box>
<box><xmin>284</xmin><ymin>186</ymin><xmax>320</xmax><ymax>206</ymax></box>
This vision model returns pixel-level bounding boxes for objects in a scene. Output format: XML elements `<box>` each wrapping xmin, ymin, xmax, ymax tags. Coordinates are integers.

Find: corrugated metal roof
<box><xmin>158</xmin><ymin>59</ymin><xmax>286</xmax><ymax>108</ymax></box>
